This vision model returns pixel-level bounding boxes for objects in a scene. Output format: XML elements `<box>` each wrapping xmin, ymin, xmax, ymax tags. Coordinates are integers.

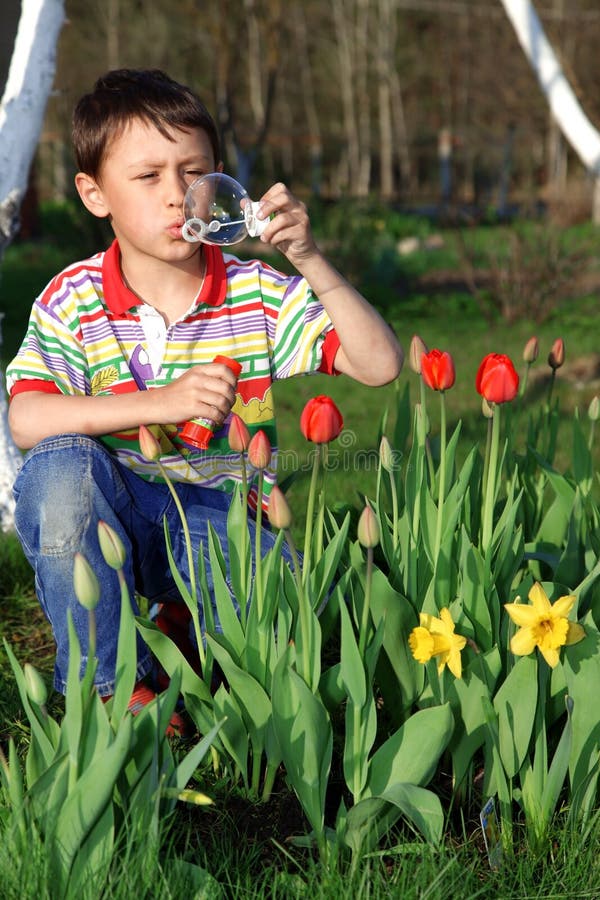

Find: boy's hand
<box><xmin>256</xmin><ymin>183</ymin><xmax>320</xmax><ymax>269</ymax></box>
<box><xmin>157</xmin><ymin>360</ymin><xmax>238</xmax><ymax>426</ymax></box>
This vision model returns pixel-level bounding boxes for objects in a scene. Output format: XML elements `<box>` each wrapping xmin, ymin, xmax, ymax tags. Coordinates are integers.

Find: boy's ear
<box><xmin>74</xmin><ymin>173</ymin><xmax>110</xmax><ymax>218</ymax></box>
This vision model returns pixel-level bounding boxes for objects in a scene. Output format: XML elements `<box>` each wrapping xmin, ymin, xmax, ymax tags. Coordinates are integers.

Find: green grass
<box><xmin>1</xmin><ymin>780</ymin><xmax>600</xmax><ymax>899</ymax></box>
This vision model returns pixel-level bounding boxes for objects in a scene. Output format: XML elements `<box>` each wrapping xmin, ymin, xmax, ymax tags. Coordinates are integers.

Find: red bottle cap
<box><xmin>213</xmin><ymin>354</ymin><xmax>242</xmax><ymax>376</ymax></box>
<box><xmin>179</xmin><ymin>419</ymin><xmax>213</xmax><ymax>449</ymax></box>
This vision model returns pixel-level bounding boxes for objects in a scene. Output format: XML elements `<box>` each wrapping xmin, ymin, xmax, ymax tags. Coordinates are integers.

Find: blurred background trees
<box><xmin>3</xmin><ymin>0</ymin><xmax>600</xmax><ymax>225</ymax></box>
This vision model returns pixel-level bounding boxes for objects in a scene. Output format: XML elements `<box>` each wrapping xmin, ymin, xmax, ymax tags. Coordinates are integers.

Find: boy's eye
<box><xmin>137</xmin><ymin>172</ymin><xmax>157</xmax><ymax>180</ymax></box>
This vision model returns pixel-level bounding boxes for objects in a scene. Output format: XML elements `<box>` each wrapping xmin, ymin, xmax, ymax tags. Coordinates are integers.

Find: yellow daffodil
<box><xmin>504</xmin><ymin>582</ymin><xmax>585</xmax><ymax>668</ymax></box>
<box><xmin>408</xmin><ymin>607</ymin><xmax>467</xmax><ymax>679</ymax></box>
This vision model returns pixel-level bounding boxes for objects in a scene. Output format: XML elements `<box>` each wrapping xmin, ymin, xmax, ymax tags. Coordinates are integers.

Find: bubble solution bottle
<box><xmin>179</xmin><ymin>355</ymin><xmax>243</xmax><ymax>450</ymax></box>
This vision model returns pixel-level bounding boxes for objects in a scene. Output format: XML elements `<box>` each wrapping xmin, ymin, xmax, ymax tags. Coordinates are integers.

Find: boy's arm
<box><xmin>8</xmin><ymin>362</ymin><xmax>238</xmax><ymax>450</ymax></box>
<box><xmin>257</xmin><ymin>183</ymin><xmax>403</xmax><ymax>387</ymax></box>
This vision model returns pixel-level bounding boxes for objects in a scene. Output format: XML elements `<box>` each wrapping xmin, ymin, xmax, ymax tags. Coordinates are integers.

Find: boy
<box><xmin>6</xmin><ymin>69</ymin><xmax>402</xmax><ymax>721</ymax></box>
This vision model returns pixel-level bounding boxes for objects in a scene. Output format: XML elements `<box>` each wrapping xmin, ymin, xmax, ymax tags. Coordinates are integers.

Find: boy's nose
<box><xmin>166</xmin><ymin>172</ymin><xmax>187</xmax><ymax>206</ymax></box>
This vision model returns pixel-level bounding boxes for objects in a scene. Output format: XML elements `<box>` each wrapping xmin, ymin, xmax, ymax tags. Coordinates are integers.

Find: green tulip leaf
<box><xmin>493</xmin><ymin>655</ymin><xmax>538</xmax><ymax>778</ymax></box>
<box><xmin>448</xmin><ymin>647</ymin><xmax>501</xmax><ymax>790</ymax></box>
<box><xmin>271</xmin><ymin>647</ymin><xmax>332</xmax><ymax>838</ymax></box>
<box><xmin>52</xmin><ymin>714</ymin><xmax>133</xmax><ymax>893</ymax></box>
<box><xmin>208</xmin><ymin>524</ymin><xmax>245</xmax><ymax>660</ymax></box>
<box><xmin>366</xmin><ymin>704</ymin><xmax>454</xmax><ymax>797</ymax></box>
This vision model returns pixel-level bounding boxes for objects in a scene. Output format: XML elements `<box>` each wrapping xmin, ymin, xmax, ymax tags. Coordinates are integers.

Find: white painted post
<box><xmin>0</xmin><ymin>0</ymin><xmax>65</xmax><ymax>529</ymax></box>
<box><xmin>500</xmin><ymin>0</ymin><xmax>600</xmax><ymax>221</ymax></box>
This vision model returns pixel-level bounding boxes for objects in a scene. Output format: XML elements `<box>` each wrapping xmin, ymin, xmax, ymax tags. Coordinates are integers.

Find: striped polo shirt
<box><xmin>7</xmin><ymin>239</ymin><xmax>340</xmax><ymax>505</ymax></box>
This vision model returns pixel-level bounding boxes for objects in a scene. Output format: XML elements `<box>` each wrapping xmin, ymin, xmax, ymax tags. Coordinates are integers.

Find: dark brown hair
<box><xmin>72</xmin><ymin>69</ymin><xmax>220</xmax><ymax>178</ymax></box>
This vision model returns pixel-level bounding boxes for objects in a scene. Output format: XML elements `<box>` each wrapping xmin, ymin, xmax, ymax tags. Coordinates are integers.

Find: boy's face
<box><xmin>75</xmin><ymin>119</ymin><xmax>219</xmax><ymax>270</ymax></box>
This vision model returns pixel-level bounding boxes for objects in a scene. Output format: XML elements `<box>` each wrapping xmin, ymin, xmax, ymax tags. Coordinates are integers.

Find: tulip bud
<box><xmin>24</xmin><ymin>663</ymin><xmax>48</xmax><ymax>707</ymax></box>
<box><xmin>139</xmin><ymin>424</ymin><xmax>162</xmax><ymax>461</ymax></box>
<box><xmin>548</xmin><ymin>338</ymin><xmax>565</xmax><ymax>370</ymax></box>
<box><xmin>379</xmin><ymin>435</ymin><xmax>394</xmax><ymax>472</ymax></box>
<box><xmin>409</xmin><ymin>334</ymin><xmax>429</xmax><ymax>375</ymax></box>
<box><xmin>522</xmin><ymin>336</ymin><xmax>539</xmax><ymax>364</ymax></box>
<box><xmin>588</xmin><ymin>396</ymin><xmax>600</xmax><ymax>422</ymax></box>
<box><xmin>228</xmin><ymin>413</ymin><xmax>251</xmax><ymax>453</ymax></box>
<box><xmin>73</xmin><ymin>551</ymin><xmax>101</xmax><ymax>610</ymax></box>
<box><xmin>357</xmin><ymin>503</ymin><xmax>380</xmax><ymax>548</ymax></box>
<box><xmin>97</xmin><ymin>521</ymin><xmax>127</xmax><ymax>570</ymax></box>
<box><xmin>247</xmin><ymin>430</ymin><xmax>272</xmax><ymax>470</ymax></box>
<box><xmin>268</xmin><ymin>485</ymin><xmax>293</xmax><ymax>530</ymax></box>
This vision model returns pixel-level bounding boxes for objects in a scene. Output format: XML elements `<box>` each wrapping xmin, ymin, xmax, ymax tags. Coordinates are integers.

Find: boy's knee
<box><xmin>13</xmin><ymin>434</ymin><xmax>116</xmax><ymax>557</ymax></box>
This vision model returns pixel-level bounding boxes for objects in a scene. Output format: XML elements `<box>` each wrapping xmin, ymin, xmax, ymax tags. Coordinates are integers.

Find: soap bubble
<box><xmin>182</xmin><ymin>172</ymin><xmax>268</xmax><ymax>245</ymax></box>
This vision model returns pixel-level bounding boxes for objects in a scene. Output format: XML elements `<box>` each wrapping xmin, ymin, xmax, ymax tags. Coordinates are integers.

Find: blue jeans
<box><xmin>13</xmin><ymin>434</ymin><xmax>278</xmax><ymax>696</ymax></box>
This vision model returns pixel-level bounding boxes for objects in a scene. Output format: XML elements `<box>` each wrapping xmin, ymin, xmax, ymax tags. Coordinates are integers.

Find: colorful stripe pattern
<box><xmin>7</xmin><ymin>240</ymin><xmax>338</xmax><ymax>506</ymax></box>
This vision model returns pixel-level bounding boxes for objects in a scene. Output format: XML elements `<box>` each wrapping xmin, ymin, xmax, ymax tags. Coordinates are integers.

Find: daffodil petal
<box><xmin>439</xmin><ymin>608</ymin><xmax>456</xmax><ymax>634</ymax></box>
<box><xmin>430</xmin><ymin>633</ymin><xmax>451</xmax><ymax>655</ymax></box>
<box><xmin>539</xmin><ymin>646</ymin><xmax>560</xmax><ymax>668</ymax></box>
<box><xmin>528</xmin><ymin>582</ymin><xmax>552</xmax><ymax>614</ymax></box>
<box><xmin>409</xmin><ymin>626</ymin><xmax>435</xmax><ymax>663</ymax></box>
<box><xmin>453</xmin><ymin>633</ymin><xmax>467</xmax><ymax>652</ymax></box>
<box><xmin>420</xmin><ymin>612</ymin><xmax>445</xmax><ymax>635</ymax></box>
<box><xmin>505</xmin><ymin>602</ymin><xmax>538</xmax><ymax>627</ymax></box>
<box><xmin>510</xmin><ymin>626</ymin><xmax>537</xmax><ymax>657</ymax></box>
<box><xmin>565</xmin><ymin>623</ymin><xmax>586</xmax><ymax>646</ymax></box>
<box><xmin>447</xmin><ymin>648</ymin><xmax>463</xmax><ymax>679</ymax></box>
<box><xmin>551</xmin><ymin>594</ymin><xmax>576</xmax><ymax>619</ymax></box>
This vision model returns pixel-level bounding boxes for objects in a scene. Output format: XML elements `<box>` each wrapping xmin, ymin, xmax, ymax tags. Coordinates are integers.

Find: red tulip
<box><xmin>300</xmin><ymin>395</ymin><xmax>344</xmax><ymax>443</ymax></box>
<box><xmin>475</xmin><ymin>353</ymin><xmax>519</xmax><ymax>404</ymax></box>
<box><xmin>228</xmin><ymin>413</ymin><xmax>251</xmax><ymax>453</ymax></box>
<box><xmin>247</xmin><ymin>429</ymin><xmax>272</xmax><ymax>470</ymax></box>
<box><xmin>548</xmin><ymin>338</ymin><xmax>565</xmax><ymax>370</ymax></box>
<box><xmin>420</xmin><ymin>349</ymin><xmax>455</xmax><ymax>392</ymax></box>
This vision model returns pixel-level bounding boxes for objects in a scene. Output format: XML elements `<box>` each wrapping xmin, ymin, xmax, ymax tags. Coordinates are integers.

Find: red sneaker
<box><xmin>102</xmin><ymin>681</ymin><xmax>188</xmax><ymax>737</ymax></box>
<box><xmin>127</xmin><ymin>681</ymin><xmax>187</xmax><ymax>737</ymax></box>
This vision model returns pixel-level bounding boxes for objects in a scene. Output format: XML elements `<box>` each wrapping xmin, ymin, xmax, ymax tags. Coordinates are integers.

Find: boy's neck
<box><xmin>120</xmin><ymin>250</ymin><xmax>206</xmax><ymax>325</ymax></box>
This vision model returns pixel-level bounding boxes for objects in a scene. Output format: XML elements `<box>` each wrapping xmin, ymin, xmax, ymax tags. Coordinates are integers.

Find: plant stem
<box><xmin>302</xmin><ymin>445</ymin><xmax>322</xmax><ymax>585</ymax></box>
<box><xmin>420</xmin><ymin>379</ymin><xmax>435</xmax><ymax>487</ymax></box>
<box><xmin>546</xmin><ymin>369</ymin><xmax>557</xmax><ymax>409</ymax></box>
<box><xmin>433</xmin><ymin>391</ymin><xmax>447</xmax><ymax>567</ymax></box>
<box><xmin>389</xmin><ymin>466</ymin><xmax>399</xmax><ymax>551</ymax></box>
<box><xmin>254</xmin><ymin>470</ymin><xmax>264</xmax><ymax>616</ymax></box>
<box><xmin>482</xmin><ymin>404</ymin><xmax>501</xmax><ymax>556</ymax></box>
<box><xmin>358</xmin><ymin>547</ymin><xmax>373</xmax><ymax>658</ymax></box>
<box><xmin>253</xmin><ymin>471</ymin><xmax>268</xmax><ymax>684</ymax></box>
<box><xmin>262</xmin><ymin>760</ymin><xmax>278</xmax><ymax>802</ymax></box>
<box><xmin>240</xmin><ymin>453</ymin><xmax>249</xmax><ymax>627</ymax></box>
<box><xmin>158</xmin><ymin>461</ymin><xmax>205</xmax><ymax>669</ymax></box>
<box><xmin>286</xmin><ymin>528</ymin><xmax>313</xmax><ymax>688</ymax></box>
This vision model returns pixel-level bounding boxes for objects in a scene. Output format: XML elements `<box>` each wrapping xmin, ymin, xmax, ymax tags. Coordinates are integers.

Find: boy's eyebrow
<box><xmin>125</xmin><ymin>153</ymin><xmax>213</xmax><ymax>171</ymax></box>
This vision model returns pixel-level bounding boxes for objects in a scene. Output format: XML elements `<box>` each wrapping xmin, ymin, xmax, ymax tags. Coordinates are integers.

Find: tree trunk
<box><xmin>500</xmin><ymin>0</ymin><xmax>600</xmax><ymax>221</ymax></box>
<box><xmin>377</xmin><ymin>0</ymin><xmax>395</xmax><ymax>199</ymax></box>
<box><xmin>0</xmin><ymin>0</ymin><xmax>65</xmax><ymax>531</ymax></box>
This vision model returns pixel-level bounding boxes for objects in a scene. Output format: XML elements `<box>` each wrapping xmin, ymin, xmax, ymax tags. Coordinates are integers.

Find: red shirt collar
<box><xmin>101</xmin><ymin>239</ymin><xmax>227</xmax><ymax>314</ymax></box>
